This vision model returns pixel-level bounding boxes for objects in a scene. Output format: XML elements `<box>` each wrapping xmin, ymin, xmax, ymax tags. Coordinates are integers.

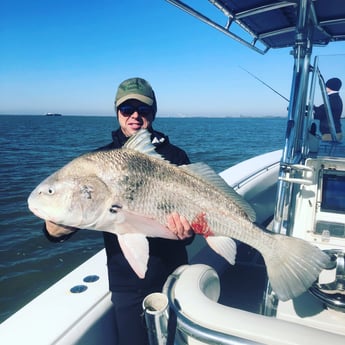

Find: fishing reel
<box><xmin>309</xmin><ymin>249</ymin><xmax>345</xmax><ymax>312</ymax></box>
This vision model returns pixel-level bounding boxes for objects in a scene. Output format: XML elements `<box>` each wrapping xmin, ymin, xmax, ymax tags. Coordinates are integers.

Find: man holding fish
<box><xmin>42</xmin><ymin>77</ymin><xmax>194</xmax><ymax>345</ymax></box>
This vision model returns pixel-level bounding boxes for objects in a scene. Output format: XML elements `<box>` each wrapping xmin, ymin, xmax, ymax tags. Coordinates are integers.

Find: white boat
<box><xmin>1</xmin><ymin>1</ymin><xmax>345</xmax><ymax>344</ymax></box>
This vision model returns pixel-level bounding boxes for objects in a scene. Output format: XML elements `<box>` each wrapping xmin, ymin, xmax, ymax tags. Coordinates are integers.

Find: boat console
<box><xmin>291</xmin><ymin>148</ymin><xmax>345</xmax><ymax>312</ymax></box>
<box><xmin>291</xmin><ymin>150</ymin><xmax>345</xmax><ymax>247</ymax></box>
<box><xmin>263</xmin><ymin>144</ymin><xmax>345</xmax><ymax>333</ymax></box>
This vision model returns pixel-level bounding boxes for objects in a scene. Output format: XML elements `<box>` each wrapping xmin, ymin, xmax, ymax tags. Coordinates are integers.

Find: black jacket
<box><xmin>314</xmin><ymin>92</ymin><xmax>343</xmax><ymax>134</ymax></box>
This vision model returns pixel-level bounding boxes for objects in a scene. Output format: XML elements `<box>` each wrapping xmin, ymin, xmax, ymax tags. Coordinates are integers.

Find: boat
<box><xmin>1</xmin><ymin>1</ymin><xmax>345</xmax><ymax>344</ymax></box>
<box><xmin>45</xmin><ymin>113</ymin><xmax>62</xmax><ymax>116</ymax></box>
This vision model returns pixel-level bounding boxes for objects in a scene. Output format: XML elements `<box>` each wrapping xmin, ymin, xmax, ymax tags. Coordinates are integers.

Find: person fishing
<box><xmin>314</xmin><ymin>77</ymin><xmax>343</xmax><ymax>141</ymax></box>
<box><xmin>43</xmin><ymin>77</ymin><xmax>194</xmax><ymax>345</ymax></box>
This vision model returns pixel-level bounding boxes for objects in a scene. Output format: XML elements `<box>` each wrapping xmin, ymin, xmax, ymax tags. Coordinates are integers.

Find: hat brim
<box><xmin>115</xmin><ymin>94</ymin><xmax>154</xmax><ymax>107</ymax></box>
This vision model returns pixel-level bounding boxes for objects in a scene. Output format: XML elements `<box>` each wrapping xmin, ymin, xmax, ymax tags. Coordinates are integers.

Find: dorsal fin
<box><xmin>181</xmin><ymin>163</ymin><xmax>256</xmax><ymax>222</ymax></box>
<box><xmin>124</xmin><ymin>129</ymin><xmax>165</xmax><ymax>160</ymax></box>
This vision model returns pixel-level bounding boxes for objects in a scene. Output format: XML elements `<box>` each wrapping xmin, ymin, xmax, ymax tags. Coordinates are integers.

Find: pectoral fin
<box><xmin>117</xmin><ymin>233</ymin><xmax>149</xmax><ymax>278</ymax></box>
<box><xmin>206</xmin><ymin>236</ymin><xmax>237</xmax><ymax>265</ymax></box>
<box><xmin>105</xmin><ymin>207</ymin><xmax>178</xmax><ymax>240</ymax></box>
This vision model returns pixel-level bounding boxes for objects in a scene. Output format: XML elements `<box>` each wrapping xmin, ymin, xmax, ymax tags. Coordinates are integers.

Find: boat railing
<box><xmin>143</xmin><ymin>264</ymin><xmax>345</xmax><ymax>345</ymax></box>
<box><xmin>313</xmin><ymin>57</ymin><xmax>338</xmax><ymax>142</ymax></box>
<box><xmin>273</xmin><ymin>51</ymin><xmax>343</xmax><ymax>235</ymax></box>
<box><xmin>143</xmin><ymin>265</ymin><xmax>264</xmax><ymax>345</ymax></box>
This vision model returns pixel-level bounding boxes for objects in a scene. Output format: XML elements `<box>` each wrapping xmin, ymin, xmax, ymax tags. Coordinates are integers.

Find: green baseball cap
<box><xmin>115</xmin><ymin>78</ymin><xmax>157</xmax><ymax>109</ymax></box>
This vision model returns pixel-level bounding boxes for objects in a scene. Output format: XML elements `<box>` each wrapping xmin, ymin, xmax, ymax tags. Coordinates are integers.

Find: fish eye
<box><xmin>48</xmin><ymin>188</ymin><xmax>55</xmax><ymax>195</ymax></box>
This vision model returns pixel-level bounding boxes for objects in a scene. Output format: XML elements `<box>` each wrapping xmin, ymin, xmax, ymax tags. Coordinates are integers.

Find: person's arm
<box><xmin>313</xmin><ymin>104</ymin><xmax>324</xmax><ymax>120</ymax></box>
<box><xmin>43</xmin><ymin>220</ymin><xmax>79</xmax><ymax>243</ymax></box>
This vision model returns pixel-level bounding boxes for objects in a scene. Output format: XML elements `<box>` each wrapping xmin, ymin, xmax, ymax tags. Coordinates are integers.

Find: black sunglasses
<box><xmin>118</xmin><ymin>105</ymin><xmax>153</xmax><ymax>117</ymax></box>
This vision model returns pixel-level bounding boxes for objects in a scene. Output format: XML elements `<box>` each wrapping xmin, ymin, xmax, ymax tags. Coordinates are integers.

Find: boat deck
<box><xmin>190</xmin><ymin>241</ymin><xmax>267</xmax><ymax>313</ymax></box>
<box><xmin>217</xmin><ymin>245</ymin><xmax>266</xmax><ymax>314</ymax></box>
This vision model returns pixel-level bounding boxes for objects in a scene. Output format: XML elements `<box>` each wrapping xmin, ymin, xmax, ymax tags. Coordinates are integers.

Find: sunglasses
<box><xmin>118</xmin><ymin>105</ymin><xmax>153</xmax><ymax>117</ymax></box>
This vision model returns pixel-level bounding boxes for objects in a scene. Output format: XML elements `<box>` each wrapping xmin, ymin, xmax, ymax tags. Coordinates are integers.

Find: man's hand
<box><xmin>166</xmin><ymin>212</ymin><xmax>193</xmax><ymax>239</ymax></box>
<box><xmin>45</xmin><ymin>220</ymin><xmax>78</xmax><ymax>238</ymax></box>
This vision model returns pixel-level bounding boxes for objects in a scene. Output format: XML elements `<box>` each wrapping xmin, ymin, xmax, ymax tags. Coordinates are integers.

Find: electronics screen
<box><xmin>321</xmin><ymin>172</ymin><xmax>345</xmax><ymax>213</ymax></box>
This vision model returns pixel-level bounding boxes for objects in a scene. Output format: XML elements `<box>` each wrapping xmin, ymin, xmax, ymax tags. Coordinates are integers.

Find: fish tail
<box><xmin>263</xmin><ymin>234</ymin><xmax>331</xmax><ymax>301</ymax></box>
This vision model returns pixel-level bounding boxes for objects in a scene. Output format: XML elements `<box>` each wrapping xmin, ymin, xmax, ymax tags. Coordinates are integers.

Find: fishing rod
<box><xmin>239</xmin><ymin>66</ymin><xmax>290</xmax><ymax>102</ymax></box>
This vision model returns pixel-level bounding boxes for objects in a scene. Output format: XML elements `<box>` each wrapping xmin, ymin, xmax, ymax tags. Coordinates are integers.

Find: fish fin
<box><xmin>124</xmin><ymin>129</ymin><xmax>165</xmax><ymax>160</ymax></box>
<box><xmin>182</xmin><ymin>163</ymin><xmax>256</xmax><ymax>222</ymax></box>
<box><xmin>108</xmin><ymin>209</ymin><xmax>177</xmax><ymax>240</ymax></box>
<box><xmin>205</xmin><ymin>236</ymin><xmax>237</xmax><ymax>265</ymax></box>
<box><xmin>263</xmin><ymin>234</ymin><xmax>331</xmax><ymax>301</ymax></box>
<box><xmin>117</xmin><ymin>233</ymin><xmax>149</xmax><ymax>278</ymax></box>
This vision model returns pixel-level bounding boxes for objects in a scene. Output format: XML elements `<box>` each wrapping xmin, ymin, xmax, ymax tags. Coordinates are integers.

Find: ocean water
<box><xmin>0</xmin><ymin>115</ymin><xmax>286</xmax><ymax>323</ymax></box>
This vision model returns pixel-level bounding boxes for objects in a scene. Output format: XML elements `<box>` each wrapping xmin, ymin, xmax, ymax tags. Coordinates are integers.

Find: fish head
<box><xmin>28</xmin><ymin>169</ymin><xmax>112</xmax><ymax>229</ymax></box>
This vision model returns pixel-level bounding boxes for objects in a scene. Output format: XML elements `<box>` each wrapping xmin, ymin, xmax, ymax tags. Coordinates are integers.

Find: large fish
<box><xmin>28</xmin><ymin>129</ymin><xmax>330</xmax><ymax>301</ymax></box>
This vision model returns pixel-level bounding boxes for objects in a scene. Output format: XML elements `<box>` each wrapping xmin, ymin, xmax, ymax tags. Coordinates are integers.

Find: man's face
<box><xmin>117</xmin><ymin>99</ymin><xmax>154</xmax><ymax>137</ymax></box>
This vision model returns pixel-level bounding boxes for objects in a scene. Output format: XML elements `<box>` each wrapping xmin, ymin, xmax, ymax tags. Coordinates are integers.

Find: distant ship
<box><xmin>45</xmin><ymin>113</ymin><xmax>62</xmax><ymax>116</ymax></box>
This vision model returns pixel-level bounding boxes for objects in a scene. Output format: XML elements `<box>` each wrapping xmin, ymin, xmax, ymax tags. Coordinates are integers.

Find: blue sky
<box><xmin>1</xmin><ymin>0</ymin><xmax>345</xmax><ymax>117</ymax></box>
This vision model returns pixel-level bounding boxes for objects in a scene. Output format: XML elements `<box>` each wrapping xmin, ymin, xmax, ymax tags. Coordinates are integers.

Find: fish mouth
<box><xmin>28</xmin><ymin>205</ymin><xmax>48</xmax><ymax>220</ymax></box>
<box><xmin>28</xmin><ymin>197</ymin><xmax>51</xmax><ymax>221</ymax></box>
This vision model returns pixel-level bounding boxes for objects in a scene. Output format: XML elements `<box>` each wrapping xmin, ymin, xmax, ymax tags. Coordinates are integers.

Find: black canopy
<box><xmin>167</xmin><ymin>0</ymin><xmax>345</xmax><ymax>53</ymax></box>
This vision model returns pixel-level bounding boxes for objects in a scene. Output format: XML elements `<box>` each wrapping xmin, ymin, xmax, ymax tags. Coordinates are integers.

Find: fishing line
<box><xmin>239</xmin><ymin>66</ymin><xmax>290</xmax><ymax>102</ymax></box>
